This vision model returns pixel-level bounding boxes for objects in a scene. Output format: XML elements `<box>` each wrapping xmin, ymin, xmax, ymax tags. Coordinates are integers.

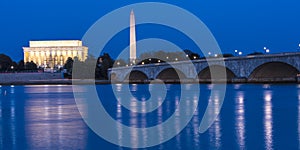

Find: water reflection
<box><xmin>208</xmin><ymin>92</ymin><xmax>222</xmax><ymax>149</ymax></box>
<box><xmin>235</xmin><ymin>91</ymin><xmax>246</xmax><ymax>148</ymax></box>
<box><xmin>157</xmin><ymin>96</ymin><xmax>164</xmax><ymax>147</ymax></box>
<box><xmin>1</xmin><ymin>84</ymin><xmax>300</xmax><ymax>149</ymax></box>
<box><xmin>264</xmin><ymin>90</ymin><xmax>273</xmax><ymax>149</ymax></box>
<box><xmin>24</xmin><ymin>85</ymin><xmax>87</xmax><ymax>149</ymax></box>
<box><xmin>0</xmin><ymin>86</ymin><xmax>17</xmax><ymax>149</ymax></box>
<box><xmin>0</xmin><ymin>98</ymin><xmax>2</xmax><ymax>148</ymax></box>
<box><xmin>10</xmin><ymin>88</ymin><xmax>16</xmax><ymax>148</ymax></box>
<box><xmin>113</xmin><ymin>84</ymin><xmax>201</xmax><ymax>148</ymax></box>
<box><xmin>298</xmin><ymin>89</ymin><xmax>300</xmax><ymax>149</ymax></box>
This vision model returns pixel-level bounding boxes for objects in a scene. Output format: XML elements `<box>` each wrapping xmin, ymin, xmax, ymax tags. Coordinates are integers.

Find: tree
<box><xmin>0</xmin><ymin>53</ymin><xmax>13</xmax><ymax>71</ymax></box>
<box><xmin>17</xmin><ymin>60</ymin><xmax>25</xmax><ymax>71</ymax></box>
<box><xmin>10</xmin><ymin>61</ymin><xmax>17</xmax><ymax>71</ymax></box>
<box><xmin>25</xmin><ymin>61</ymin><xmax>38</xmax><ymax>70</ymax></box>
<box><xmin>114</xmin><ymin>59</ymin><xmax>127</xmax><ymax>67</ymax></box>
<box><xmin>138</xmin><ymin>50</ymin><xmax>193</xmax><ymax>63</ymax></box>
<box><xmin>222</xmin><ymin>53</ymin><xmax>234</xmax><ymax>58</ymax></box>
<box><xmin>184</xmin><ymin>49</ymin><xmax>200</xmax><ymax>60</ymax></box>
<box><xmin>63</xmin><ymin>57</ymin><xmax>73</xmax><ymax>75</ymax></box>
<box><xmin>247</xmin><ymin>52</ymin><xmax>263</xmax><ymax>56</ymax></box>
<box><xmin>96</xmin><ymin>53</ymin><xmax>114</xmax><ymax>80</ymax></box>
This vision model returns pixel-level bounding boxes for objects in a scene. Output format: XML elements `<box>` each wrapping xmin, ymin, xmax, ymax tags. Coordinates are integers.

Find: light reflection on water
<box><xmin>24</xmin><ymin>86</ymin><xmax>87</xmax><ymax>150</ymax></box>
<box><xmin>0</xmin><ymin>84</ymin><xmax>299</xmax><ymax>149</ymax></box>
<box><xmin>264</xmin><ymin>90</ymin><xmax>273</xmax><ymax>149</ymax></box>
<box><xmin>298</xmin><ymin>89</ymin><xmax>300</xmax><ymax>150</ymax></box>
<box><xmin>0</xmin><ymin>85</ymin><xmax>88</xmax><ymax>149</ymax></box>
<box><xmin>235</xmin><ymin>91</ymin><xmax>246</xmax><ymax>148</ymax></box>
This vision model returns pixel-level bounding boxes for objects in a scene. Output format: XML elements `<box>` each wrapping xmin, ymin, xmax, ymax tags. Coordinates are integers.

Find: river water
<box><xmin>0</xmin><ymin>84</ymin><xmax>299</xmax><ymax>149</ymax></box>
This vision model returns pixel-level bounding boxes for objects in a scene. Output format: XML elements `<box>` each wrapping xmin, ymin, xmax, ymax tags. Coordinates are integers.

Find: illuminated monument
<box><xmin>130</xmin><ymin>10</ymin><xmax>137</xmax><ymax>64</ymax></box>
<box><xmin>23</xmin><ymin>40</ymin><xmax>88</xmax><ymax>68</ymax></box>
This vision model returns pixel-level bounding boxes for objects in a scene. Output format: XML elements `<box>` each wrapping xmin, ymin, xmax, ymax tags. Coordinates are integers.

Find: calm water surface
<box><xmin>0</xmin><ymin>84</ymin><xmax>299</xmax><ymax>149</ymax></box>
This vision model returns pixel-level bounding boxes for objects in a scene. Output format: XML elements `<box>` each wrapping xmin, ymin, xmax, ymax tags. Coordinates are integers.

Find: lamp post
<box><xmin>208</xmin><ymin>52</ymin><xmax>212</xmax><ymax>57</ymax></box>
<box><xmin>238</xmin><ymin>51</ymin><xmax>243</xmax><ymax>56</ymax></box>
<box><xmin>298</xmin><ymin>44</ymin><xmax>300</xmax><ymax>52</ymax></box>
<box><xmin>264</xmin><ymin>47</ymin><xmax>270</xmax><ymax>54</ymax></box>
<box><xmin>235</xmin><ymin>50</ymin><xmax>238</xmax><ymax>56</ymax></box>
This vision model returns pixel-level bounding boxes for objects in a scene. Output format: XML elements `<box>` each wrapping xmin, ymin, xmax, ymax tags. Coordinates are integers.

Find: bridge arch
<box><xmin>248</xmin><ymin>61</ymin><xmax>299</xmax><ymax>82</ymax></box>
<box><xmin>198</xmin><ymin>65</ymin><xmax>237</xmax><ymax>82</ymax></box>
<box><xmin>156</xmin><ymin>68</ymin><xmax>187</xmax><ymax>81</ymax></box>
<box><xmin>124</xmin><ymin>70</ymin><xmax>149</xmax><ymax>81</ymax></box>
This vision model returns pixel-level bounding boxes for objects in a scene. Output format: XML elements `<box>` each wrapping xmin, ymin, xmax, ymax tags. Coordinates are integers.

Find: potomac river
<box><xmin>0</xmin><ymin>84</ymin><xmax>299</xmax><ymax>149</ymax></box>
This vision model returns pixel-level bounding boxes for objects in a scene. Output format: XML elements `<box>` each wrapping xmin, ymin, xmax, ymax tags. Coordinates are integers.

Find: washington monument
<box><xmin>130</xmin><ymin>10</ymin><xmax>137</xmax><ymax>64</ymax></box>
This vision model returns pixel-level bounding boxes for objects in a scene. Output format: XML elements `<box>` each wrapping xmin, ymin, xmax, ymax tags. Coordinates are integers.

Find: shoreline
<box><xmin>0</xmin><ymin>79</ymin><xmax>299</xmax><ymax>85</ymax></box>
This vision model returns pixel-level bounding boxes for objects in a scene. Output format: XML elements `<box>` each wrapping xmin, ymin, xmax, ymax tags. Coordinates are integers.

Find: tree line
<box><xmin>63</xmin><ymin>53</ymin><xmax>114</xmax><ymax>80</ymax></box>
<box><xmin>0</xmin><ymin>52</ymin><xmax>115</xmax><ymax>80</ymax></box>
<box><xmin>0</xmin><ymin>54</ymin><xmax>38</xmax><ymax>72</ymax></box>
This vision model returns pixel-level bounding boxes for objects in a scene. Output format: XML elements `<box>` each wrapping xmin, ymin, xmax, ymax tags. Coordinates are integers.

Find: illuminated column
<box><xmin>72</xmin><ymin>50</ymin><xmax>76</xmax><ymax>58</ymax></box>
<box><xmin>37</xmin><ymin>50</ymin><xmax>40</xmax><ymax>65</ymax></box>
<box><xmin>130</xmin><ymin>10</ymin><xmax>137</xmax><ymax>64</ymax></box>
<box><xmin>41</xmin><ymin>51</ymin><xmax>45</xmax><ymax>66</ymax></box>
<box><xmin>24</xmin><ymin>51</ymin><xmax>28</xmax><ymax>62</ymax></box>
<box><xmin>67</xmin><ymin>49</ymin><xmax>72</xmax><ymax>58</ymax></box>
<box><xmin>30</xmin><ymin>51</ymin><xmax>34</xmax><ymax>62</ymax></box>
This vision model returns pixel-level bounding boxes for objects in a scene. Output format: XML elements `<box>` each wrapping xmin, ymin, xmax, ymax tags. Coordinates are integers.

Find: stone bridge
<box><xmin>109</xmin><ymin>52</ymin><xmax>300</xmax><ymax>83</ymax></box>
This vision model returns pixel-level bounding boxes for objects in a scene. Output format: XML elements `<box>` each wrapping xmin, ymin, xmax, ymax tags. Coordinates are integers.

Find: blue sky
<box><xmin>0</xmin><ymin>0</ymin><xmax>300</xmax><ymax>61</ymax></box>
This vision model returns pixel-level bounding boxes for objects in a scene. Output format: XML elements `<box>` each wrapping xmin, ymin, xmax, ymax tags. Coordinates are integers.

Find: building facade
<box><xmin>23</xmin><ymin>40</ymin><xmax>88</xmax><ymax>69</ymax></box>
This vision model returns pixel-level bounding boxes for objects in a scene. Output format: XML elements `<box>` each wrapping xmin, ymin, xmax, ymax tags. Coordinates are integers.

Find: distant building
<box><xmin>23</xmin><ymin>40</ymin><xmax>88</xmax><ymax>69</ymax></box>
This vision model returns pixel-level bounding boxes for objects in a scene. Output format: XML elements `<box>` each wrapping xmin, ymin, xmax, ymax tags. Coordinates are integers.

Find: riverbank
<box><xmin>1</xmin><ymin>73</ymin><xmax>299</xmax><ymax>85</ymax></box>
<box><xmin>0</xmin><ymin>72</ymin><xmax>64</xmax><ymax>85</ymax></box>
<box><xmin>0</xmin><ymin>79</ymin><xmax>299</xmax><ymax>85</ymax></box>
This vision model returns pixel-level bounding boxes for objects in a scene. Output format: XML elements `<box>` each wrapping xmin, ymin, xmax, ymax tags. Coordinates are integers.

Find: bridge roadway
<box><xmin>109</xmin><ymin>52</ymin><xmax>300</xmax><ymax>83</ymax></box>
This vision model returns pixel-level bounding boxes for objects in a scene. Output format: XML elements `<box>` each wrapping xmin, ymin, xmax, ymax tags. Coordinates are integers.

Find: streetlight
<box><xmin>263</xmin><ymin>47</ymin><xmax>267</xmax><ymax>50</ymax></box>
<box><xmin>298</xmin><ymin>43</ymin><xmax>300</xmax><ymax>52</ymax></box>
<box><xmin>234</xmin><ymin>50</ymin><xmax>238</xmax><ymax>56</ymax></box>
<box><xmin>264</xmin><ymin>47</ymin><xmax>270</xmax><ymax>54</ymax></box>
<box><xmin>238</xmin><ymin>51</ymin><xmax>243</xmax><ymax>56</ymax></box>
<box><xmin>208</xmin><ymin>52</ymin><xmax>211</xmax><ymax>57</ymax></box>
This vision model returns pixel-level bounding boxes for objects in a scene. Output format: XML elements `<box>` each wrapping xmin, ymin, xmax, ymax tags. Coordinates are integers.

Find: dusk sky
<box><xmin>0</xmin><ymin>0</ymin><xmax>300</xmax><ymax>61</ymax></box>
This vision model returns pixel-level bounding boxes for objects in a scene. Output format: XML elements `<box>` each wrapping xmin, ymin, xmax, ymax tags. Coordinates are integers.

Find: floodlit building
<box><xmin>23</xmin><ymin>40</ymin><xmax>88</xmax><ymax>69</ymax></box>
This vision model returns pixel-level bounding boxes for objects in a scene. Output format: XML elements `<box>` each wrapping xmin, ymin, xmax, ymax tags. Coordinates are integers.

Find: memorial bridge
<box><xmin>109</xmin><ymin>52</ymin><xmax>300</xmax><ymax>83</ymax></box>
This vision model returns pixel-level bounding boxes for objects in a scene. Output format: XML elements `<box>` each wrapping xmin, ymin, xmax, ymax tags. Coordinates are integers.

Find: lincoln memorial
<box><xmin>23</xmin><ymin>40</ymin><xmax>88</xmax><ymax>69</ymax></box>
